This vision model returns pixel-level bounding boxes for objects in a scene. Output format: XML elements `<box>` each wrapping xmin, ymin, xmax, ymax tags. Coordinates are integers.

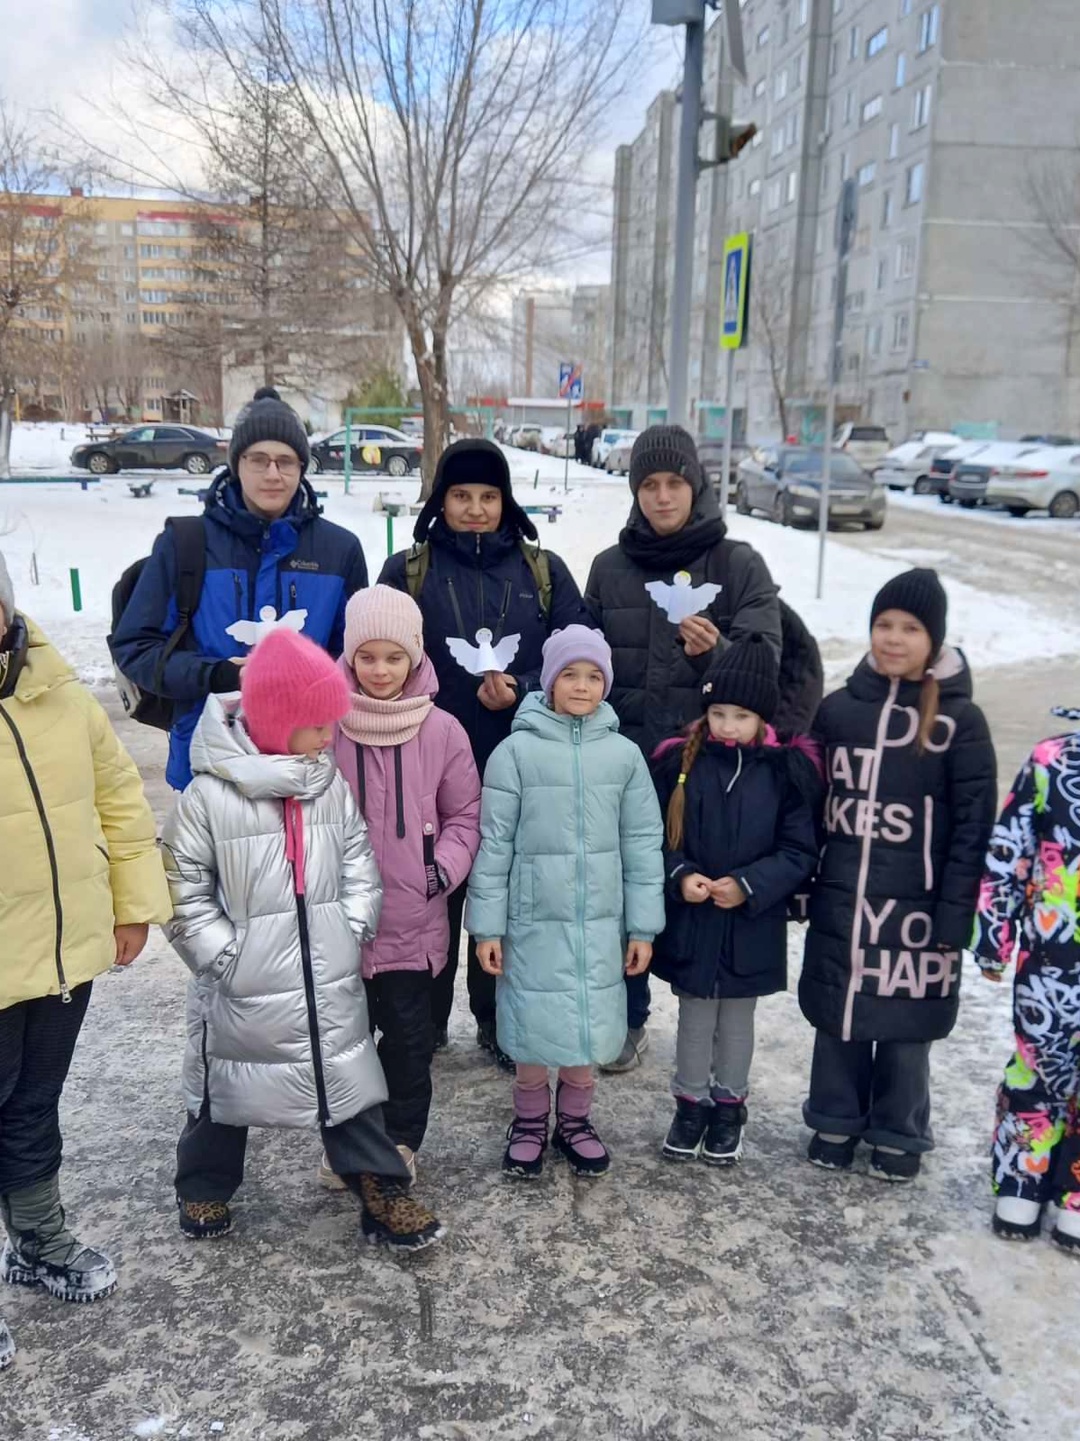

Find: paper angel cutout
<box><xmin>644</xmin><ymin>571</ymin><xmax>722</xmax><ymax>625</ymax></box>
<box><xmin>446</xmin><ymin>627</ymin><xmax>521</xmax><ymax>675</ymax></box>
<box><xmin>225</xmin><ymin>605</ymin><xmax>309</xmax><ymax>648</ymax></box>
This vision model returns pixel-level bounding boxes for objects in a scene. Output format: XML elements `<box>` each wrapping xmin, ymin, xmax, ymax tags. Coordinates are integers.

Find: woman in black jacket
<box><xmin>651</xmin><ymin>636</ymin><xmax>821</xmax><ymax>1167</ymax></box>
<box><xmin>800</xmin><ymin>569</ymin><xmax>997</xmax><ymax>1181</ymax></box>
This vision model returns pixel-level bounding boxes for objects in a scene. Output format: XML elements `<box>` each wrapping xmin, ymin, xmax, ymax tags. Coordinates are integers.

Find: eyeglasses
<box><xmin>241</xmin><ymin>451</ymin><xmax>302</xmax><ymax>478</ymax></box>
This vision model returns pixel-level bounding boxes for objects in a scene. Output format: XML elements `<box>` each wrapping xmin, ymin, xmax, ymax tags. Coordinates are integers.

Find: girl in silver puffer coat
<box><xmin>162</xmin><ymin>627</ymin><xmax>444</xmax><ymax>1251</ymax></box>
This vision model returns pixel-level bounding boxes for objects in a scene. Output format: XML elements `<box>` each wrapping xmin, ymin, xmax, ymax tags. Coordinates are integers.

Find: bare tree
<box><xmin>1023</xmin><ymin>161</ymin><xmax>1080</xmax><ymax>353</ymax></box>
<box><xmin>751</xmin><ymin>272</ymin><xmax>793</xmax><ymax>441</ymax></box>
<box><xmin>114</xmin><ymin>0</ymin><xmax>637</xmax><ymax>492</ymax></box>
<box><xmin>0</xmin><ymin>105</ymin><xmax>95</xmax><ymax>474</ymax></box>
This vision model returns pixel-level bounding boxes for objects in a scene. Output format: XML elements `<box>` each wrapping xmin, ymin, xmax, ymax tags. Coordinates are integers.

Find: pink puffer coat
<box><xmin>334</xmin><ymin>656</ymin><xmax>481</xmax><ymax>978</ymax></box>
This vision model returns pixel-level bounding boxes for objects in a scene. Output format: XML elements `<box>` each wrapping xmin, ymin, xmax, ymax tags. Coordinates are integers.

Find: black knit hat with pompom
<box><xmin>228</xmin><ymin>386</ymin><xmax>310</xmax><ymax>473</ymax></box>
<box><xmin>699</xmin><ymin>633</ymin><xmax>780</xmax><ymax>722</ymax></box>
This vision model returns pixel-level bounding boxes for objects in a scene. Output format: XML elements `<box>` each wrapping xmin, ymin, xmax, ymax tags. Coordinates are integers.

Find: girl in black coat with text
<box><xmin>801</xmin><ymin>569</ymin><xmax>997</xmax><ymax>1182</ymax></box>
<box><xmin>651</xmin><ymin>636</ymin><xmax>822</xmax><ymax>1166</ymax></box>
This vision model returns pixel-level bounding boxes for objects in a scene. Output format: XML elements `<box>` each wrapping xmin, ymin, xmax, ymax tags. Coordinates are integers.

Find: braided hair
<box><xmin>666</xmin><ymin>720</ymin><xmax>708</xmax><ymax>850</ymax></box>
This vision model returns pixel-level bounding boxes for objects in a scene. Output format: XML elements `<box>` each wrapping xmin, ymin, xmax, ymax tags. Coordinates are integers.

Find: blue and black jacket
<box><xmin>110</xmin><ymin>471</ymin><xmax>368</xmax><ymax>789</ymax></box>
<box><xmin>379</xmin><ymin>439</ymin><xmax>593</xmax><ymax>773</ymax></box>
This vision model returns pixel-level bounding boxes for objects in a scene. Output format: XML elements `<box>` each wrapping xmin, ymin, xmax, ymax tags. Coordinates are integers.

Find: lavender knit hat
<box><xmin>540</xmin><ymin>625</ymin><xmax>614</xmax><ymax>701</ymax></box>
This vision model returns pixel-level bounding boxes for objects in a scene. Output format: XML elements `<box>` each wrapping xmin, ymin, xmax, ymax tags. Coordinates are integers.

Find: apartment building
<box><xmin>610</xmin><ymin>0</ymin><xmax>1080</xmax><ymax>440</ymax></box>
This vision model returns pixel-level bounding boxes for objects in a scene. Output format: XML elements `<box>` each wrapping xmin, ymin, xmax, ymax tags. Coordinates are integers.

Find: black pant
<box><xmin>174</xmin><ymin>1102</ymin><xmax>408</xmax><ymax>1205</ymax></box>
<box><xmin>803</xmin><ymin>1031</ymin><xmax>934</xmax><ymax>1155</ymax></box>
<box><xmin>0</xmin><ymin>981</ymin><xmax>93</xmax><ymax>1194</ymax></box>
<box><xmin>625</xmin><ymin>972</ymin><xmax>651</xmax><ymax>1032</ymax></box>
<box><xmin>431</xmin><ymin>882</ymin><xmax>496</xmax><ymax>1032</ymax></box>
<box><xmin>365</xmin><ymin>970</ymin><xmax>435</xmax><ymax>1152</ymax></box>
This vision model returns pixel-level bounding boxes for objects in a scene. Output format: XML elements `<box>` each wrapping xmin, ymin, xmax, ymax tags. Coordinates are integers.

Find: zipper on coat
<box><xmin>572</xmin><ymin>719</ymin><xmax>591</xmax><ymax>1059</ymax></box>
<box><xmin>445</xmin><ymin>578</ymin><xmax>467</xmax><ymax>636</ymax></box>
<box><xmin>0</xmin><ymin>706</ymin><xmax>70</xmax><ymax>1002</ymax></box>
<box><xmin>393</xmin><ymin>746</ymin><xmax>406</xmax><ymax>838</ymax></box>
<box><xmin>289</xmin><ymin>581</ymin><xmax>298</xmax><ymax>610</ymax></box>
<box><xmin>294</xmin><ymin>891</ymin><xmax>331</xmax><ymax>1124</ymax></box>
<box><xmin>492</xmin><ymin>580</ymin><xmax>513</xmax><ymax>644</ymax></box>
<box><xmin>233</xmin><ymin>572</ymin><xmax>243</xmax><ymax>622</ymax></box>
<box><xmin>354</xmin><ymin>741</ymin><xmax>367</xmax><ymax>815</ymax></box>
<box><xmin>923</xmin><ymin>795</ymin><xmax>934</xmax><ymax>891</ymax></box>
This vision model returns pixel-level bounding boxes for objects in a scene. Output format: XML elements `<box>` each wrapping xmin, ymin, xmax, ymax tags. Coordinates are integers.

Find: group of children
<box><xmin>1</xmin><ymin>548</ymin><xmax>1079</xmax><ymax>1369</ymax></box>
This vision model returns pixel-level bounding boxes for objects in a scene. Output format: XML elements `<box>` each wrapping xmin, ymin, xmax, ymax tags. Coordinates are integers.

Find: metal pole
<box><xmin>564</xmin><ymin>393</ymin><xmax>572</xmax><ymax>493</ymax></box>
<box><xmin>667</xmin><ymin>15</ymin><xmax>705</xmax><ymax>427</ymax></box>
<box><xmin>719</xmin><ymin>347</ymin><xmax>735</xmax><ymax>522</ymax></box>
<box><xmin>815</xmin><ymin>385</ymin><xmax>837</xmax><ymax>600</ymax></box>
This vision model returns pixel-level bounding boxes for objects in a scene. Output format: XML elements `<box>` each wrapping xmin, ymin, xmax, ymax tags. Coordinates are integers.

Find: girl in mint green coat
<box><xmin>467</xmin><ymin>626</ymin><xmax>664</xmax><ymax>1179</ymax></box>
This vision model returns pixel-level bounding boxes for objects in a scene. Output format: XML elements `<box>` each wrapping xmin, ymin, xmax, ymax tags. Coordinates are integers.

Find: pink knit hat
<box><xmin>241</xmin><ymin>628</ymin><xmax>351</xmax><ymax>755</ymax></box>
<box><xmin>343</xmin><ymin>584</ymin><xmax>425</xmax><ymax>670</ymax></box>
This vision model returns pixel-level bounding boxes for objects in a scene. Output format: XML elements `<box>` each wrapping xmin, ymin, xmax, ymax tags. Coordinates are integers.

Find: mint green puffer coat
<box><xmin>466</xmin><ymin>692</ymin><xmax>665</xmax><ymax>1068</ymax></box>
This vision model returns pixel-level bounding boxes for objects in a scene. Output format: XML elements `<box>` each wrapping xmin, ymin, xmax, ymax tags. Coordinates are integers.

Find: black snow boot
<box><xmin>662</xmin><ymin>1098</ymin><xmax>710</xmax><ymax>1162</ymax></box>
<box><xmin>1</xmin><ymin>1177</ymin><xmax>116</xmax><ymax>1304</ymax></box>
<box><xmin>868</xmin><ymin>1147</ymin><xmax>921</xmax><ymax>1184</ymax></box>
<box><xmin>702</xmin><ymin>1102</ymin><xmax>747</xmax><ymax>1167</ymax></box>
<box><xmin>807</xmin><ymin>1132</ymin><xmax>858</xmax><ymax>1172</ymax></box>
<box><xmin>358</xmin><ymin>1174</ymin><xmax>445</xmax><ymax>1252</ymax></box>
<box><xmin>0</xmin><ymin>1314</ymin><xmax>13</xmax><ymax>1370</ymax></box>
<box><xmin>177</xmin><ymin>1199</ymin><xmax>233</xmax><ymax>1241</ymax></box>
<box><xmin>476</xmin><ymin>1019</ymin><xmax>515</xmax><ymax>1072</ymax></box>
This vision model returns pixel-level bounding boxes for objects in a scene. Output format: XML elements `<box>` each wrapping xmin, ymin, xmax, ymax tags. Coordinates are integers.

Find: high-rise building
<box><xmin>610</xmin><ymin>1</ymin><xmax>1080</xmax><ymax>440</ymax></box>
<box><xmin>570</xmin><ymin>284</ymin><xmax>611</xmax><ymax>404</ymax></box>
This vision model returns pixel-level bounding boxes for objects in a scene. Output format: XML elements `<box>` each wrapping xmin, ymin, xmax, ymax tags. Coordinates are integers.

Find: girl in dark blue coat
<box><xmin>651</xmin><ymin>635</ymin><xmax>821</xmax><ymax>1166</ymax></box>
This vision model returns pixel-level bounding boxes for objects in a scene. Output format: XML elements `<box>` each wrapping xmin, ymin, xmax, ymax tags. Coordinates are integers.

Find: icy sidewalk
<box><xmin>2</xmin><ymin>704</ymin><xmax>1074</xmax><ymax>1441</ymax></box>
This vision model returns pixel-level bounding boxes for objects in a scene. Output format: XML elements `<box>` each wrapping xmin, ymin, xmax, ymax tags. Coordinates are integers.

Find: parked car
<box><xmin>70</xmin><ymin>425</ymin><xmax>228</xmax><ymax>476</ymax></box>
<box><xmin>697</xmin><ymin>438</ymin><xmax>753</xmax><ymax>500</ymax></box>
<box><xmin>951</xmin><ymin>443</ymin><xmax>1080</xmax><ymax>518</ymax></box>
<box><xmin>925</xmin><ymin>441</ymin><xmax>993</xmax><ymax>501</ymax></box>
<box><xmin>874</xmin><ymin>432</ymin><xmax>963</xmax><ymax>492</ymax></box>
<box><xmin>540</xmin><ymin>427</ymin><xmax>575</xmax><ymax>458</ymax></box>
<box><xmin>736</xmin><ymin>445</ymin><xmax>886</xmax><ymax>530</ymax></box>
<box><xmin>604</xmin><ymin>436</ymin><xmax>636</xmax><ymax>475</ymax></box>
<box><xmin>592</xmin><ymin>428</ymin><xmax>636</xmax><ymax>468</ymax></box>
<box><xmin>308</xmin><ymin>424</ymin><xmax>421</xmax><ymax>477</ymax></box>
<box><xmin>947</xmin><ymin>442</ymin><xmax>1048</xmax><ymax>508</ymax></box>
<box><xmin>510</xmin><ymin>424</ymin><xmax>543</xmax><ymax>452</ymax></box>
<box><xmin>1019</xmin><ymin>433</ymin><xmax>1077</xmax><ymax>447</ymax></box>
<box><xmin>834</xmin><ymin>422</ymin><xmax>891</xmax><ymax>470</ymax></box>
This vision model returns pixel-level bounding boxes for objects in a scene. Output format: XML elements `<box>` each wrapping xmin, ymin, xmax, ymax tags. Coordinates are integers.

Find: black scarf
<box><xmin>0</xmin><ymin>614</ymin><xmax>28</xmax><ymax>700</ymax></box>
<box><xmin>618</xmin><ymin>510</ymin><xmax>728</xmax><ymax>571</ymax></box>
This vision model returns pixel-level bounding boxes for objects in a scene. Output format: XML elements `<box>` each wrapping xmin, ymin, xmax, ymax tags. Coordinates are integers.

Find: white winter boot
<box><xmin>991</xmin><ymin>1195</ymin><xmax>1043</xmax><ymax>1242</ymax></box>
<box><xmin>1050</xmin><ymin>1202</ymin><xmax>1080</xmax><ymax>1256</ymax></box>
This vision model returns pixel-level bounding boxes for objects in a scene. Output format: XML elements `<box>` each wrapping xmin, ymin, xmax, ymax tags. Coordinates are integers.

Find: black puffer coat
<box><xmin>651</xmin><ymin>734</ymin><xmax>821</xmax><ymax>999</ymax></box>
<box><xmin>800</xmin><ymin>650</ymin><xmax>997</xmax><ymax>1043</ymax></box>
<box><xmin>585</xmin><ymin>491</ymin><xmax>781</xmax><ymax>757</ymax></box>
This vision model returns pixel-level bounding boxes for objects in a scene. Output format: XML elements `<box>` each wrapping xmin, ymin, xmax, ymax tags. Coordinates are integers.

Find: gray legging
<box><xmin>673</xmin><ymin>994</ymin><xmax>758</xmax><ymax>1103</ymax></box>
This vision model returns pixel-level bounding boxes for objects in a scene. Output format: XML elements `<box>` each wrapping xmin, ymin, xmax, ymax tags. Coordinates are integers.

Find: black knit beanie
<box><xmin>700</xmin><ymin>633</ymin><xmax>780</xmax><ymax>723</ymax></box>
<box><xmin>629</xmin><ymin>424</ymin><xmax>704</xmax><ymax>498</ymax></box>
<box><xmin>870</xmin><ymin>568</ymin><xmax>947</xmax><ymax>657</ymax></box>
<box><xmin>228</xmin><ymin>386</ymin><xmax>310</xmax><ymax>473</ymax></box>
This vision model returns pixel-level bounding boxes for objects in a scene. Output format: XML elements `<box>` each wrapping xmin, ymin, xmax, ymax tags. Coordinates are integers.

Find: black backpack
<box><xmin>775</xmin><ymin>596</ymin><xmax>824</xmax><ymax>737</ymax></box>
<box><xmin>108</xmin><ymin>516</ymin><xmax>207</xmax><ymax>731</ymax></box>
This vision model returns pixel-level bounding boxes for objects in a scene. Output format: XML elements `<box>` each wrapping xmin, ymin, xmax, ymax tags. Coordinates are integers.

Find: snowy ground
<box><xmin>3</xmin><ymin>440</ymin><xmax>1079</xmax><ymax>1440</ymax></box>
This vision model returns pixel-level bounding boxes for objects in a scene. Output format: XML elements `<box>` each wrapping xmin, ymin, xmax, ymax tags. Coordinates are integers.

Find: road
<box><xmin>5</xmin><ymin>496</ymin><xmax>1079</xmax><ymax>1441</ymax></box>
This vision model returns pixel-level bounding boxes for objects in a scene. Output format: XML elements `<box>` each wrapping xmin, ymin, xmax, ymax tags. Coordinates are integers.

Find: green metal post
<box><xmin>386</xmin><ymin>512</ymin><xmax>394</xmax><ymax>559</ymax></box>
<box><xmin>344</xmin><ymin>407</ymin><xmax>354</xmax><ymax>495</ymax></box>
<box><xmin>70</xmin><ymin>568</ymin><xmax>82</xmax><ymax>612</ymax></box>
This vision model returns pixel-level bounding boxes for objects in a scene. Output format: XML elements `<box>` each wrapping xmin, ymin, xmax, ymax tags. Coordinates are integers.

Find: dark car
<box><xmin>71</xmin><ymin>425</ymin><xmax>228</xmax><ymax>476</ymax></box>
<box><xmin>735</xmin><ymin>445</ymin><xmax>887</xmax><ymax>530</ymax></box>
<box><xmin>309</xmin><ymin>425</ymin><xmax>421</xmax><ymax>478</ymax></box>
<box><xmin>698</xmin><ymin>438</ymin><xmax>752</xmax><ymax>500</ymax></box>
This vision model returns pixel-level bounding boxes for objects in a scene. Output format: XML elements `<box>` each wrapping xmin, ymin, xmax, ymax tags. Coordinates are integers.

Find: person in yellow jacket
<box><xmin>0</xmin><ymin>550</ymin><xmax>171</xmax><ymax>1372</ymax></box>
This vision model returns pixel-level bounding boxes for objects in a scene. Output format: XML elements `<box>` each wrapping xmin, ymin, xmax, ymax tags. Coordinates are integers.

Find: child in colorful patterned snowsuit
<box><xmin>972</xmin><ymin>715</ymin><xmax>1080</xmax><ymax>1254</ymax></box>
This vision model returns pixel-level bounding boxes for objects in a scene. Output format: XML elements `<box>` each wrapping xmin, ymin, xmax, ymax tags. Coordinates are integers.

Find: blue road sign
<box><xmin>559</xmin><ymin>362</ymin><xmax>584</xmax><ymax>401</ymax></box>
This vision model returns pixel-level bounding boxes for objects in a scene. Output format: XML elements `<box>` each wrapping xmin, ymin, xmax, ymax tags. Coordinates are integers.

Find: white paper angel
<box><xmin>225</xmin><ymin>605</ymin><xmax>309</xmax><ymax>648</ymax></box>
<box><xmin>644</xmin><ymin>571</ymin><xmax>722</xmax><ymax>625</ymax></box>
<box><xmin>446</xmin><ymin>627</ymin><xmax>521</xmax><ymax>676</ymax></box>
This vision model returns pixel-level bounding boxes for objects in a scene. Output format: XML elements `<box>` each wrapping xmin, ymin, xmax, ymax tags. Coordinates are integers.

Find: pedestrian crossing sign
<box><xmin>721</xmin><ymin>233</ymin><xmax>752</xmax><ymax>350</ymax></box>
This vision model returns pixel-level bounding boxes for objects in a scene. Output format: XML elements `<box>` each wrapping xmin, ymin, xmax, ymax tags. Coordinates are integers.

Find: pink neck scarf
<box><xmin>338</xmin><ymin>688</ymin><xmax>434</xmax><ymax>747</ymax></box>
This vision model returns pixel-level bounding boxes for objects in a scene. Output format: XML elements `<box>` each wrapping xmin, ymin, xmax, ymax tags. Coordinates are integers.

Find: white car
<box><xmin>604</xmin><ymin>436</ymin><xmax>635</xmax><ymax>475</ymax></box>
<box><xmin>956</xmin><ymin>443</ymin><xmax>1080</xmax><ymax>518</ymax></box>
<box><xmin>540</xmin><ymin>427</ymin><xmax>575</xmax><ymax>458</ymax></box>
<box><xmin>874</xmin><ymin>432</ymin><xmax>963</xmax><ymax>492</ymax></box>
<box><xmin>592</xmin><ymin>428</ymin><xmax>637</xmax><ymax>468</ymax></box>
<box><xmin>834</xmin><ymin>422</ymin><xmax>891</xmax><ymax>470</ymax></box>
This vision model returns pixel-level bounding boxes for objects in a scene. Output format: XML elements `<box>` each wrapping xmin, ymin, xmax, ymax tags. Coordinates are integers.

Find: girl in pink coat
<box><xmin>331</xmin><ymin>586</ymin><xmax>481</xmax><ymax>1183</ymax></box>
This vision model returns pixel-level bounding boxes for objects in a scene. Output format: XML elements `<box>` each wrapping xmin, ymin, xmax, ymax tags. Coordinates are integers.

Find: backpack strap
<box><xmin>519</xmin><ymin>541</ymin><xmax>552</xmax><ymax>617</ymax></box>
<box><xmin>152</xmin><ymin>516</ymin><xmax>207</xmax><ymax>694</ymax></box>
<box><xmin>404</xmin><ymin>542</ymin><xmax>431</xmax><ymax>600</ymax></box>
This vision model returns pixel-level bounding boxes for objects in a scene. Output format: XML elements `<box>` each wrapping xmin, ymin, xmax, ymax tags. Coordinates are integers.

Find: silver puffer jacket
<box><xmin>161</xmin><ymin>695</ymin><xmax>387</xmax><ymax>1129</ymax></box>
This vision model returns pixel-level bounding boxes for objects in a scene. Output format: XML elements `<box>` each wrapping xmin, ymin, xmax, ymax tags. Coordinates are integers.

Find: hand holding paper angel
<box><xmin>225</xmin><ymin>605</ymin><xmax>308</xmax><ymax>648</ymax></box>
<box><xmin>446</xmin><ymin>628</ymin><xmax>521</xmax><ymax>676</ymax></box>
<box><xmin>644</xmin><ymin>571</ymin><xmax>722</xmax><ymax>625</ymax></box>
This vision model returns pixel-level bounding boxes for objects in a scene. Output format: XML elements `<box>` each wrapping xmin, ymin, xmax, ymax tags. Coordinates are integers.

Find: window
<box><xmin>882</xmin><ymin>190</ymin><xmax>894</xmax><ymax>226</ymax></box>
<box><xmin>905</xmin><ymin>161</ymin><xmax>925</xmax><ymax>204</ymax></box>
<box><xmin>867</xmin><ymin>25</ymin><xmax>889</xmax><ymax>57</ymax></box>
<box><xmin>774</xmin><ymin>68</ymin><xmax>788</xmax><ymax>101</ymax></box>
<box><xmin>832</xmin><ymin>0</ymin><xmax>842</xmax><ymax>12</ymax></box>
<box><xmin>917</xmin><ymin>4</ymin><xmax>939</xmax><ymax>52</ymax></box>
<box><xmin>869</xmin><ymin>323</ymin><xmax>883</xmax><ymax>357</ymax></box>
<box><xmin>849</xmin><ymin>25</ymin><xmax>861</xmax><ymax>60</ymax></box>
<box><xmin>767</xmin><ymin>179</ymin><xmax>782</xmax><ymax>212</ymax></box>
<box><xmin>786</xmin><ymin>170</ymin><xmax>798</xmax><ymax>204</ymax></box>
<box><xmin>126</xmin><ymin>312</ymin><xmax>137</xmax><ymax>326</ymax></box>
<box><xmin>751</xmin><ymin>127</ymin><xmax>764</xmax><ymax>146</ymax></box>
<box><xmin>785</xmin><ymin>110</ymin><xmax>798</xmax><ymax>147</ymax></box>
<box><xmin>876</xmin><ymin>257</ymin><xmax>888</xmax><ymax>289</ymax></box>
<box><xmin>895</xmin><ymin>52</ymin><xmax>907</xmax><ymax>87</ymax></box>
<box><xmin>140</xmin><ymin>244</ymin><xmax>162</xmax><ymax>258</ymax></box>
<box><xmin>861</xmin><ymin>94</ymin><xmax>883</xmax><ymax>124</ymax></box>
<box><xmin>754</xmin><ymin>77</ymin><xmax>766</xmax><ymax>98</ymax></box>
<box><xmin>123</xmin><ymin>267</ymin><xmax>136</xmax><ymax>282</ymax></box>
<box><xmin>847</xmin><ymin>352</ymin><xmax>861</xmax><ymax>374</ymax></box>
<box><xmin>830</xmin><ymin>41</ymin><xmax>839</xmax><ymax>76</ymax></box>
<box><xmin>821</xmin><ymin>160</ymin><xmax>831</xmax><ymax>193</ymax></box>
<box><xmin>141</xmin><ymin>310</ymin><xmax>167</xmax><ymax>327</ymax></box>
<box><xmin>896</xmin><ymin>237</ymin><xmax>916</xmax><ymax>277</ymax></box>
<box><xmin>825</xmin><ymin>100</ymin><xmax>833</xmax><ymax>133</ymax></box>
<box><xmin>888</xmin><ymin>122</ymin><xmax>900</xmax><ymax>158</ymax></box>
<box><xmin>757</xmin><ymin>24</ymin><xmax>770</xmax><ymax>47</ymax></box>
<box><xmin>780</xmin><ymin>9</ymin><xmax>790</xmax><ymax>45</ymax></box>
<box><xmin>797</xmin><ymin>0</ymin><xmax>808</xmax><ymax>27</ymax></box>
<box><xmin>749</xmin><ymin>177</ymin><xmax>762</xmax><ymax>197</ymax></box>
<box><xmin>899</xmin><ymin>0</ymin><xmax>913</xmax><ymax>14</ymax></box>
<box><xmin>847</xmin><ymin>290</ymin><xmax>865</xmax><ymax>313</ymax></box>
<box><xmin>816</xmin><ymin>219</ymin><xmax>825</xmax><ymax>254</ymax></box>
<box><xmin>858</xmin><ymin>161</ymin><xmax>877</xmax><ymax>187</ymax></box>
<box><xmin>793</xmin><ymin>53</ymin><xmax>804</xmax><ymax>88</ymax></box>
<box><xmin>772</xmin><ymin>126</ymin><xmax>786</xmax><ymax>158</ymax></box>
<box><xmin>841</xmin><ymin>151</ymin><xmax>850</xmax><ymax>181</ymax></box>
<box><xmin>121</xmin><ymin>222</ymin><xmax>134</xmax><ymax>236</ymax></box>
<box><xmin>844</xmin><ymin>89</ymin><xmax>855</xmax><ymax>124</ymax></box>
<box><xmin>912</xmin><ymin>83</ymin><xmax>932</xmax><ymax>129</ymax></box>
<box><xmin>123</xmin><ymin>245</ymin><xmax>135</xmax><ymax>259</ymax></box>
<box><xmin>892</xmin><ymin>312</ymin><xmax>910</xmax><ymax>350</ymax></box>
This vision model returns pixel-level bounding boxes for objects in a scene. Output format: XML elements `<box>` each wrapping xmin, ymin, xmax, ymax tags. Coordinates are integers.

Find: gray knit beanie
<box><xmin>0</xmin><ymin>550</ymin><xmax>14</xmax><ymax>627</ymax></box>
<box><xmin>628</xmin><ymin>424</ymin><xmax>704</xmax><ymax>498</ymax></box>
<box><xmin>228</xmin><ymin>386</ymin><xmax>310</xmax><ymax>474</ymax></box>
